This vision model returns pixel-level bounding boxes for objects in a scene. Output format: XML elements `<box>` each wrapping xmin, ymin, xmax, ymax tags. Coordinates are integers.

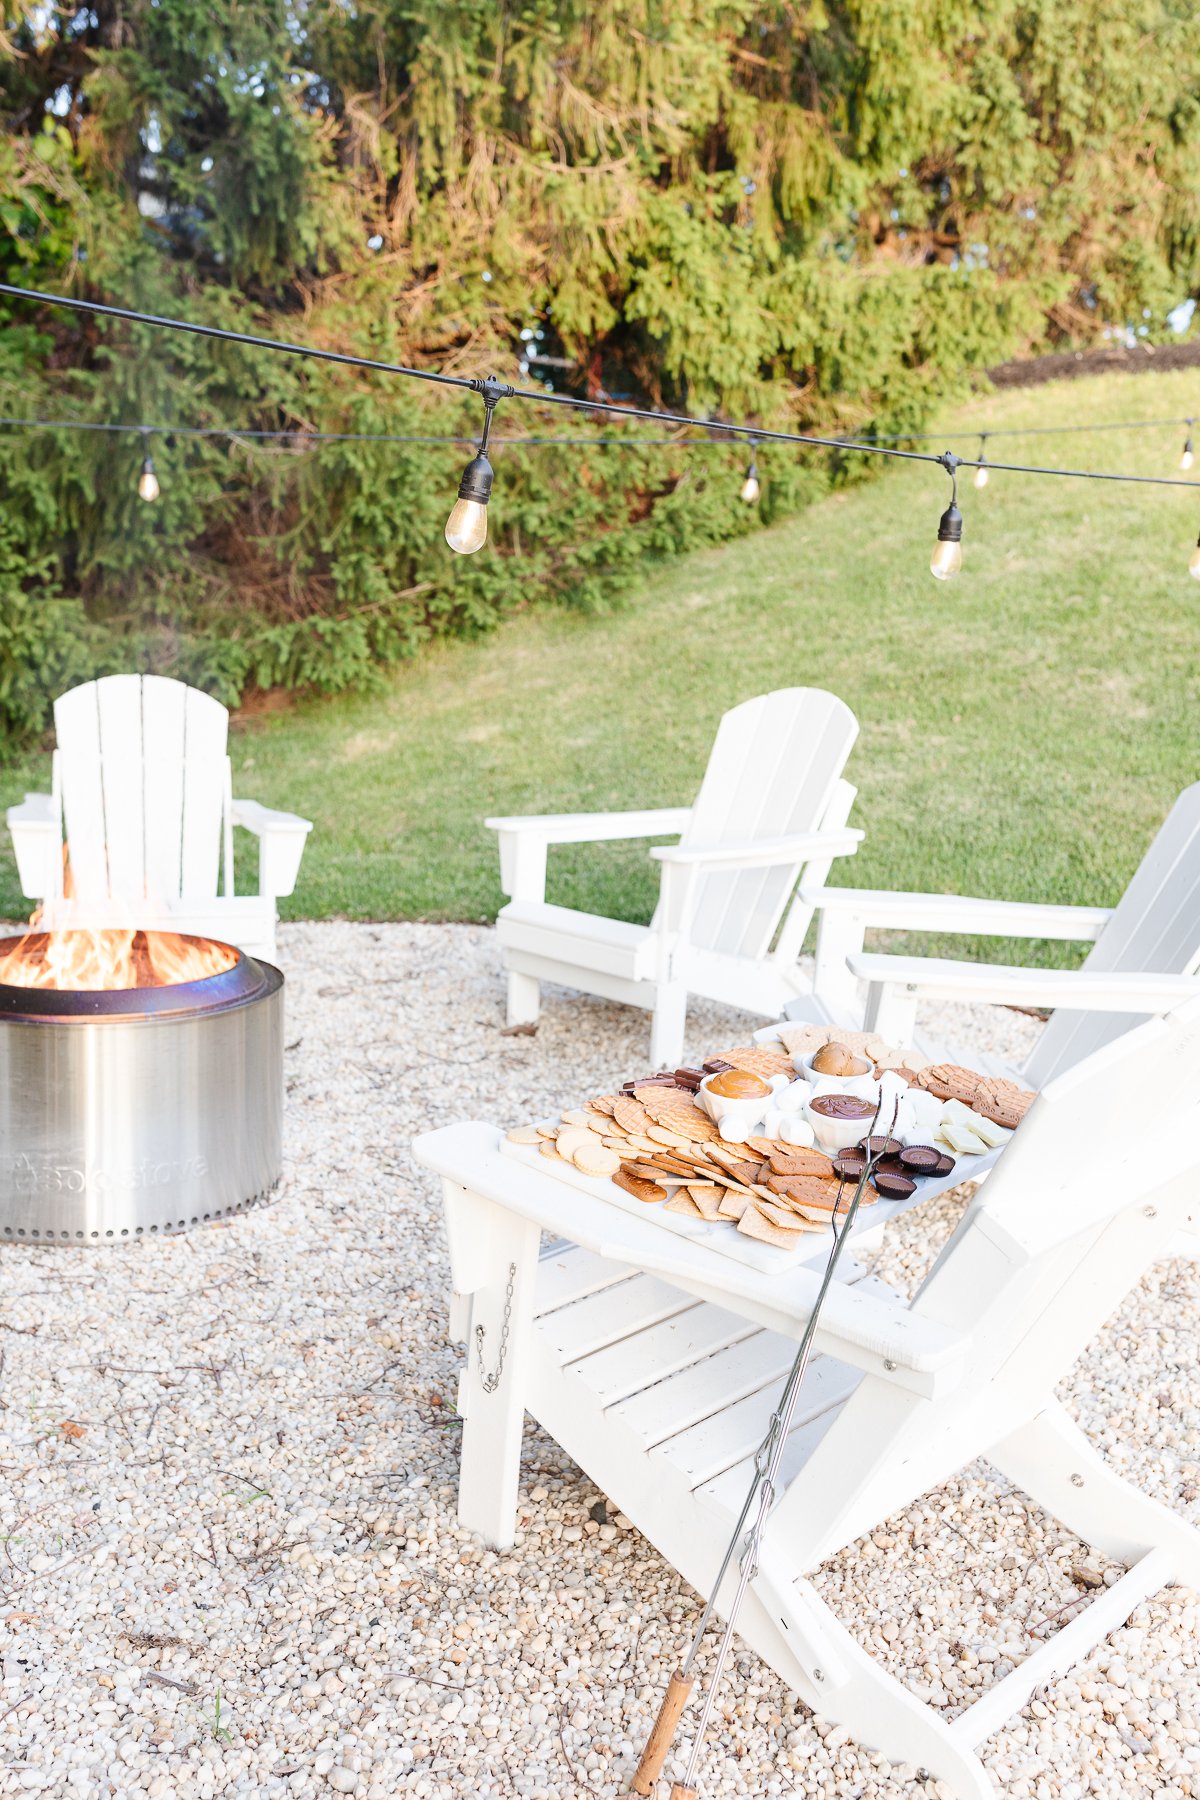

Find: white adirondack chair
<box><xmin>5</xmin><ymin>675</ymin><xmax>312</xmax><ymax>962</ymax></box>
<box><xmin>414</xmin><ymin>995</ymin><xmax>1200</xmax><ymax>1800</ymax></box>
<box><xmin>801</xmin><ymin>780</ymin><xmax>1200</xmax><ymax>1089</ymax></box>
<box><xmin>487</xmin><ymin>689</ymin><xmax>863</xmax><ymax>1066</ymax></box>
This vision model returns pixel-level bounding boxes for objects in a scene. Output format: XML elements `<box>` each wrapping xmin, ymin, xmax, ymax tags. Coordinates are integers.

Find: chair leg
<box><xmin>751</xmin><ymin>1556</ymin><xmax>997</xmax><ymax>1800</ymax></box>
<box><xmin>443</xmin><ymin>1188</ymin><xmax>541</xmax><ymax>1551</ymax></box>
<box><xmin>506</xmin><ymin>970</ymin><xmax>541</xmax><ymax>1028</ymax></box>
<box><xmin>989</xmin><ymin>1399</ymin><xmax>1200</xmax><ymax>1588</ymax></box>
<box><xmin>649</xmin><ymin>982</ymin><xmax>688</xmax><ymax>1068</ymax></box>
<box><xmin>862</xmin><ymin>978</ymin><xmax>918</xmax><ymax>1047</ymax></box>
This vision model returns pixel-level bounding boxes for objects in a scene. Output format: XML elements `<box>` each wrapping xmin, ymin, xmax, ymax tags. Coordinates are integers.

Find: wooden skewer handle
<box><xmin>624</xmin><ymin>1669</ymin><xmax>694</xmax><ymax>1796</ymax></box>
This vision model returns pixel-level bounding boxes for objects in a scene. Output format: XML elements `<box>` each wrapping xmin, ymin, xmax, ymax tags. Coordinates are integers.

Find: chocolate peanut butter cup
<box><xmin>859</xmin><ymin>1135</ymin><xmax>903</xmax><ymax>1158</ymax></box>
<box><xmin>899</xmin><ymin>1145</ymin><xmax>941</xmax><ymax>1174</ymax></box>
<box><xmin>872</xmin><ymin>1171</ymin><xmax>917</xmax><ymax>1200</ymax></box>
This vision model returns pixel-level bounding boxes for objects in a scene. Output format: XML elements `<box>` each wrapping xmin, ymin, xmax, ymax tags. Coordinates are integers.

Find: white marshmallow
<box><xmin>811</xmin><ymin>1072</ymin><xmax>879</xmax><ymax>1104</ymax></box>
<box><xmin>775</xmin><ymin>1078</ymin><xmax>813</xmax><ymax>1114</ymax></box>
<box><xmin>719</xmin><ymin>1115</ymin><xmax>750</xmax><ymax>1144</ymax></box>
<box><xmin>778</xmin><ymin>1115</ymin><xmax>816</xmax><ymax>1147</ymax></box>
<box><xmin>903</xmin><ymin>1088</ymin><xmax>944</xmax><ymax>1134</ymax></box>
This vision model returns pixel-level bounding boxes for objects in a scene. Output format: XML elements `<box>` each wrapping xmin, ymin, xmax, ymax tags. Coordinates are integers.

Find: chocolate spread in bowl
<box><xmin>810</xmin><ymin>1094</ymin><xmax>876</xmax><ymax>1120</ymax></box>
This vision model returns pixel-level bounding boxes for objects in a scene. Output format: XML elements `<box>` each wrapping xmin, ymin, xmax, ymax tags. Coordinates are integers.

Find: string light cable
<box><xmin>0</xmin><ymin>413</ymin><xmax>774</xmax><ymax>449</ymax></box>
<box><xmin>2</xmin><ymin>281</ymin><xmax>1199</xmax><ymax>579</ymax></box>
<box><xmin>872</xmin><ymin>412</ymin><xmax>1200</xmax><ymax>445</ymax></box>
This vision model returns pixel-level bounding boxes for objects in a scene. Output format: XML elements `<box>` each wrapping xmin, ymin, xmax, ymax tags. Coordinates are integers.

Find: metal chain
<box><xmin>675</xmin><ymin>1101</ymin><xmax>898</xmax><ymax>1794</ymax></box>
<box><xmin>474</xmin><ymin>1262</ymin><xmax>516</xmax><ymax>1394</ymax></box>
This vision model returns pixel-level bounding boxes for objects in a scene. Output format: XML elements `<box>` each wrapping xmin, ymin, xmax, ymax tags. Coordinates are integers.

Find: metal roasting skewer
<box><xmin>621</xmin><ymin>1103</ymin><xmax>893</xmax><ymax>1800</ymax></box>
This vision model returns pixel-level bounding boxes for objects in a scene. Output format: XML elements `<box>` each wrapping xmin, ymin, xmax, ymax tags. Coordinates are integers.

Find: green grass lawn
<box><xmin>3</xmin><ymin>366</ymin><xmax>1198</xmax><ymax>965</ymax></box>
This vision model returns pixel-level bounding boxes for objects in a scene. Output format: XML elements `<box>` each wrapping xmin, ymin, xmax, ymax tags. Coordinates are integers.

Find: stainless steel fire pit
<box><xmin>0</xmin><ymin>934</ymin><xmax>283</xmax><ymax>1242</ymax></box>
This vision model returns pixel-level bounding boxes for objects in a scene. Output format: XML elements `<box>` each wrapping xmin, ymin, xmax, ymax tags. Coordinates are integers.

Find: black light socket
<box><xmin>937</xmin><ymin>500</ymin><xmax>963</xmax><ymax>542</ymax></box>
<box><xmin>456</xmin><ymin>449</ymin><xmax>494</xmax><ymax>505</ymax></box>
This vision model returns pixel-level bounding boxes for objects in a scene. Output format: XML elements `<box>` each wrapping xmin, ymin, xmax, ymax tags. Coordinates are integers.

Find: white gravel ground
<box><xmin>0</xmin><ymin>921</ymin><xmax>1196</xmax><ymax>1800</ymax></box>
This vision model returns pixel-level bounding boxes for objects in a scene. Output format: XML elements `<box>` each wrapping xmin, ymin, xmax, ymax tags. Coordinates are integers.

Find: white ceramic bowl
<box><xmin>697</xmin><ymin>1069</ymin><xmax>786</xmax><ymax>1128</ymax></box>
<box><xmin>805</xmin><ymin>1093</ymin><xmax>880</xmax><ymax>1154</ymax></box>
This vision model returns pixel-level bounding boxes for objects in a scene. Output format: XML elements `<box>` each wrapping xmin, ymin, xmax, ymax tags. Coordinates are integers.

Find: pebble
<box><xmin>0</xmin><ymin>921</ymin><xmax>1193</xmax><ymax>1800</ymax></box>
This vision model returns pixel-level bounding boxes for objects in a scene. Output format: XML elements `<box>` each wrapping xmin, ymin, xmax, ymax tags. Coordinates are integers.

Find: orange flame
<box><xmin>0</xmin><ymin>927</ymin><xmax>237</xmax><ymax>991</ymax></box>
<box><xmin>0</xmin><ymin>842</ymin><xmax>239</xmax><ymax>991</ymax></box>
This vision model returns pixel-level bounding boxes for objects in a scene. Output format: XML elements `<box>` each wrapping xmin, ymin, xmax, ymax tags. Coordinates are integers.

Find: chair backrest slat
<box><xmin>54</xmin><ymin>681</ymin><xmax>111</xmax><ymax>903</ymax></box>
<box><xmin>785</xmin><ymin>996</ymin><xmax>1200</xmax><ymax>1558</ymax></box>
<box><xmin>677</xmin><ymin>689</ymin><xmax>859</xmax><ymax>958</ymax></box>
<box><xmin>96</xmin><ymin>674</ymin><xmax>148</xmax><ymax>900</ymax></box>
<box><xmin>52</xmin><ymin>675</ymin><xmax>230</xmax><ymax>905</ymax></box>
<box><xmin>141</xmin><ymin>675</ymin><xmax>188</xmax><ymax>899</ymax></box>
<box><xmin>1025</xmin><ymin>782</ymin><xmax>1200</xmax><ymax>1086</ymax></box>
<box><xmin>180</xmin><ymin>685</ymin><xmax>229</xmax><ymax>896</ymax></box>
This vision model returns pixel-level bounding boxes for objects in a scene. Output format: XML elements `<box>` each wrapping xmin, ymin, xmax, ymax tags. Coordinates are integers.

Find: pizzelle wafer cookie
<box><xmin>712</xmin><ymin>1046</ymin><xmax>794</xmax><ymax>1080</ymax></box>
<box><xmin>612</xmin><ymin>1094</ymin><xmax>654</xmax><ymax>1136</ymax></box>
<box><xmin>638</xmin><ymin>1089</ymin><xmax>720</xmax><ymax>1143</ymax></box>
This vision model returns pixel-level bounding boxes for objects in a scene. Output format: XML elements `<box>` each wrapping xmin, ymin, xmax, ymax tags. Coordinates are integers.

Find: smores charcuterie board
<box><xmin>500</xmin><ymin>1031</ymin><xmax>1036</xmax><ymax>1273</ymax></box>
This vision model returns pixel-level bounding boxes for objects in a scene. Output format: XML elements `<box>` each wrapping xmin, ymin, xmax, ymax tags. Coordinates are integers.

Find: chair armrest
<box><xmin>412</xmin><ymin>1121</ymin><xmax>967</xmax><ymax>1388</ymax></box>
<box><xmin>651</xmin><ymin>828</ymin><xmax>863</xmax><ymax>872</ymax></box>
<box><xmin>488</xmin><ymin>807</ymin><xmax>694</xmax><ymax>903</ymax></box>
<box><xmin>850</xmin><ymin>952</ymin><xmax>1200</xmax><ymax>1013</ymax></box>
<box><xmin>230</xmin><ymin>799</ymin><xmax>313</xmax><ymax>899</ymax></box>
<box><xmin>6</xmin><ymin>792</ymin><xmax>58</xmax><ymax>898</ymax></box>
<box><xmin>800</xmin><ymin>886</ymin><xmax>1112</xmax><ymax>941</ymax></box>
<box><xmin>485</xmin><ymin>807</ymin><xmax>693</xmax><ymax>846</ymax></box>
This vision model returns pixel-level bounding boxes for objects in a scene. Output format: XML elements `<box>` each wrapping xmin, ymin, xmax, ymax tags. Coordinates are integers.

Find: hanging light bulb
<box><xmin>137</xmin><ymin>432</ymin><xmax>160</xmax><ymax>502</ymax></box>
<box><xmin>973</xmin><ymin>435</ymin><xmax>989</xmax><ymax>489</ymax></box>
<box><xmin>1181</xmin><ymin>422</ymin><xmax>1195</xmax><ymax>473</ymax></box>
<box><xmin>445</xmin><ymin>376</ymin><xmax>510</xmax><ymax>553</ymax></box>
<box><xmin>930</xmin><ymin>454</ymin><xmax>963</xmax><ymax>580</ymax></box>
<box><xmin>444</xmin><ymin>458</ymin><xmax>491</xmax><ymax>553</ymax></box>
<box><xmin>739</xmin><ymin>442</ymin><xmax>760</xmax><ymax>503</ymax></box>
<box><xmin>1189</xmin><ymin>532</ymin><xmax>1200</xmax><ymax>580</ymax></box>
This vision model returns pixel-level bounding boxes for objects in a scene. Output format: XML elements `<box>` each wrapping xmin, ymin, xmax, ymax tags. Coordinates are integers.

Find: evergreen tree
<box><xmin>0</xmin><ymin>1</ymin><xmax>1196</xmax><ymax>737</ymax></box>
